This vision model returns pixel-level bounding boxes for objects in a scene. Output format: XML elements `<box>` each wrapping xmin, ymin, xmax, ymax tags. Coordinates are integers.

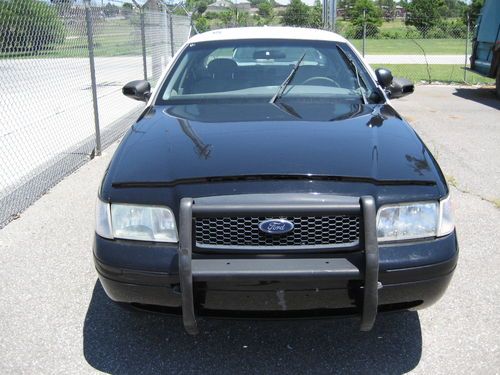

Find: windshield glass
<box><xmin>158</xmin><ymin>39</ymin><xmax>377</xmax><ymax>104</ymax></box>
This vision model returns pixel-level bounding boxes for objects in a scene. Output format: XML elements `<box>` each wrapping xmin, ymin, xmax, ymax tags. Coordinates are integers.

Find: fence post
<box><xmin>140</xmin><ymin>8</ymin><xmax>148</xmax><ymax>80</ymax></box>
<box><xmin>169</xmin><ymin>12</ymin><xmax>175</xmax><ymax>57</ymax></box>
<box><xmin>464</xmin><ymin>12</ymin><xmax>470</xmax><ymax>83</ymax></box>
<box><xmin>163</xmin><ymin>6</ymin><xmax>169</xmax><ymax>63</ymax></box>
<box><xmin>84</xmin><ymin>0</ymin><xmax>101</xmax><ymax>156</ymax></box>
<box><xmin>362</xmin><ymin>9</ymin><xmax>366</xmax><ymax>58</ymax></box>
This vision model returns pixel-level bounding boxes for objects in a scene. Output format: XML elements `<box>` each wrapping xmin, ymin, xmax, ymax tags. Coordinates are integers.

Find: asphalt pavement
<box><xmin>0</xmin><ymin>85</ymin><xmax>499</xmax><ymax>374</ymax></box>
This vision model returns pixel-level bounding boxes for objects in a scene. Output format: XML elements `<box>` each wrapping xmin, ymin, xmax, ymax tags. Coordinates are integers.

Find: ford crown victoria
<box><xmin>94</xmin><ymin>27</ymin><xmax>458</xmax><ymax>334</ymax></box>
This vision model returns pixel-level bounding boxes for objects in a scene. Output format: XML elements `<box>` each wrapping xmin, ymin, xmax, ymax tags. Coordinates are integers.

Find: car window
<box><xmin>159</xmin><ymin>39</ymin><xmax>377</xmax><ymax>104</ymax></box>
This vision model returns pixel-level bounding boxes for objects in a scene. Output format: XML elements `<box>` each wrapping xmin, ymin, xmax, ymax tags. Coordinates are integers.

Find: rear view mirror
<box><xmin>123</xmin><ymin>80</ymin><xmax>151</xmax><ymax>102</ymax></box>
<box><xmin>253</xmin><ymin>50</ymin><xmax>286</xmax><ymax>60</ymax></box>
<box><xmin>375</xmin><ymin>68</ymin><xmax>393</xmax><ymax>88</ymax></box>
<box><xmin>388</xmin><ymin>77</ymin><xmax>415</xmax><ymax>99</ymax></box>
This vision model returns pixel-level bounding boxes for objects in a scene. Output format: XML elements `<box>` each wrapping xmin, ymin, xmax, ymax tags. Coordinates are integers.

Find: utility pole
<box><xmin>322</xmin><ymin>0</ymin><xmax>328</xmax><ymax>28</ymax></box>
<box><xmin>329</xmin><ymin>0</ymin><xmax>337</xmax><ymax>31</ymax></box>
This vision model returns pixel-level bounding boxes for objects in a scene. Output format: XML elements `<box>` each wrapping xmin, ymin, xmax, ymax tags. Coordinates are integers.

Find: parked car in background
<box><xmin>470</xmin><ymin>0</ymin><xmax>500</xmax><ymax>97</ymax></box>
<box><xmin>94</xmin><ymin>27</ymin><xmax>458</xmax><ymax>335</ymax></box>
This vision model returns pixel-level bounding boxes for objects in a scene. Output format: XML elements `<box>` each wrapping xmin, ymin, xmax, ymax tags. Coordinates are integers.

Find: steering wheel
<box><xmin>302</xmin><ymin>76</ymin><xmax>340</xmax><ymax>87</ymax></box>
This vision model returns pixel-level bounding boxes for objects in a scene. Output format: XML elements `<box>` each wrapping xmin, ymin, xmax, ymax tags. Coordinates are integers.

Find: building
<box><xmin>206</xmin><ymin>0</ymin><xmax>234</xmax><ymax>13</ymax></box>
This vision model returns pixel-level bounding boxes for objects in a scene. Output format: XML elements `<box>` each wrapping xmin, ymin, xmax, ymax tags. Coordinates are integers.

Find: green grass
<box><xmin>379</xmin><ymin>20</ymin><xmax>406</xmax><ymax>30</ymax></box>
<box><xmin>0</xmin><ymin>17</ymin><xmax>472</xmax><ymax>62</ymax></box>
<box><xmin>350</xmin><ymin>38</ymin><xmax>470</xmax><ymax>55</ymax></box>
<box><xmin>55</xmin><ymin>19</ymin><xmax>142</xmax><ymax>58</ymax></box>
<box><xmin>0</xmin><ymin>19</ymin><xmax>142</xmax><ymax>59</ymax></box>
<box><xmin>371</xmin><ymin>64</ymin><xmax>495</xmax><ymax>84</ymax></box>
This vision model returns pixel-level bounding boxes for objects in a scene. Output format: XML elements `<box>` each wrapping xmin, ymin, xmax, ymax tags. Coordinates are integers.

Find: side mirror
<box><xmin>388</xmin><ymin>77</ymin><xmax>415</xmax><ymax>99</ymax></box>
<box><xmin>122</xmin><ymin>80</ymin><xmax>151</xmax><ymax>102</ymax></box>
<box><xmin>375</xmin><ymin>68</ymin><xmax>393</xmax><ymax>88</ymax></box>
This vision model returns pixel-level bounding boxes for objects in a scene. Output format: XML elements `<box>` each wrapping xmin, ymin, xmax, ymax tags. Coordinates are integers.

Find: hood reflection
<box><xmin>366</xmin><ymin>105</ymin><xmax>401</xmax><ymax>128</ymax></box>
<box><xmin>165</xmin><ymin>100</ymin><xmax>374</xmax><ymax>123</ymax></box>
<box><xmin>406</xmin><ymin>149</ymin><xmax>430</xmax><ymax>176</ymax></box>
<box><xmin>177</xmin><ymin>118</ymin><xmax>212</xmax><ymax>159</ymax></box>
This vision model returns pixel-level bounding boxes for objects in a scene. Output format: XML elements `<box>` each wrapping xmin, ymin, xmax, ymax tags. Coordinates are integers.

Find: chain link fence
<box><xmin>334</xmin><ymin>17</ymin><xmax>487</xmax><ymax>85</ymax></box>
<box><xmin>1</xmin><ymin>0</ymin><xmax>493</xmax><ymax>228</ymax></box>
<box><xmin>0</xmin><ymin>0</ymin><xmax>192</xmax><ymax>227</ymax></box>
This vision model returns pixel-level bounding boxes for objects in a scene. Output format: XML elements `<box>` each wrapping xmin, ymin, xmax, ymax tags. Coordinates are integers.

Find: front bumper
<box><xmin>93</xmin><ymin>195</ymin><xmax>458</xmax><ymax>335</ymax></box>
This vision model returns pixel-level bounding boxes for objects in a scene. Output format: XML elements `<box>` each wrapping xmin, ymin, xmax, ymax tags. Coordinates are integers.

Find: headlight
<box><xmin>95</xmin><ymin>200</ymin><xmax>178</xmax><ymax>243</ymax></box>
<box><xmin>376</xmin><ymin>196</ymin><xmax>454</xmax><ymax>242</ymax></box>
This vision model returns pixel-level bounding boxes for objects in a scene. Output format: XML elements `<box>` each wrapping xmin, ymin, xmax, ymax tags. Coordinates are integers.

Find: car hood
<box><xmin>106</xmin><ymin>101</ymin><xmax>443</xmax><ymax>188</ymax></box>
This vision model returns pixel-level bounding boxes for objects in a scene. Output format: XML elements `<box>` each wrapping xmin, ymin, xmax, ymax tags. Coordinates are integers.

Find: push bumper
<box><xmin>93</xmin><ymin>195</ymin><xmax>458</xmax><ymax>335</ymax></box>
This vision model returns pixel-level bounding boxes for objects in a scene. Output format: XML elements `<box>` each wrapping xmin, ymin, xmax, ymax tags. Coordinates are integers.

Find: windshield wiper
<box><xmin>271</xmin><ymin>101</ymin><xmax>302</xmax><ymax>119</ymax></box>
<box><xmin>269</xmin><ymin>51</ymin><xmax>307</xmax><ymax>104</ymax></box>
<box><xmin>336</xmin><ymin>45</ymin><xmax>368</xmax><ymax>104</ymax></box>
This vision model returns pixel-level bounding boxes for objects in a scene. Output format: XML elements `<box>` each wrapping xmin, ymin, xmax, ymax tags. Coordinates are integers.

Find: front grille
<box><xmin>194</xmin><ymin>215</ymin><xmax>360</xmax><ymax>249</ymax></box>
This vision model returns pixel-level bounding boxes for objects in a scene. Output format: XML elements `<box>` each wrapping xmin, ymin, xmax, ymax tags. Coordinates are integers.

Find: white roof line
<box><xmin>188</xmin><ymin>27</ymin><xmax>348</xmax><ymax>44</ymax></box>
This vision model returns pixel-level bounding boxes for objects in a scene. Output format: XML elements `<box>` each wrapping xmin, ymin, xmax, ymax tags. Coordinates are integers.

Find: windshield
<box><xmin>158</xmin><ymin>39</ymin><xmax>378</xmax><ymax>104</ymax></box>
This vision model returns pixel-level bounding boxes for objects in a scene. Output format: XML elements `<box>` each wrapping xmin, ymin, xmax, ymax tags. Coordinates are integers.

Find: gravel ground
<box><xmin>0</xmin><ymin>85</ymin><xmax>499</xmax><ymax>374</ymax></box>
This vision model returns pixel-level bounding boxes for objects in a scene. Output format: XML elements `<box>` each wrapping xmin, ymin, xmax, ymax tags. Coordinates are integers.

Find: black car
<box><xmin>94</xmin><ymin>27</ymin><xmax>458</xmax><ymax>335</ymax></box>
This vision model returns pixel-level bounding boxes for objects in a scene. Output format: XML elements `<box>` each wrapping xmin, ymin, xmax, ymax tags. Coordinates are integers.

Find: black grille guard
<box><xmin>178</xmin><ymin>194</ymin><xmax>380</xmax><ymax>335</ymax></box>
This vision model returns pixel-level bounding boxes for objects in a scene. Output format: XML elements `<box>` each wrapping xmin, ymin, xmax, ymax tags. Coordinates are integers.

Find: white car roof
<box><xmin>189</xmin><ymin>27</ymin><xmax>349</xmax><ymax>44</ymax></box>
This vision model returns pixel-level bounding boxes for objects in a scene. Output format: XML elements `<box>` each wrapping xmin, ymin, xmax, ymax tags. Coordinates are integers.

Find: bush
<box><xmin>439</xmin><ymin>19</ymin><xmax>467</xmax><ymax>38</ymax></box>
<box><xmin>0</xmin><ymin>0</ymin><xmax>66</xmax><ymax>54</ymax></box>
<box><xmin>419</xmin><ymin>20</ymin><xmax>467</xmax><ymax>39</ymax></box>
<box><xmin>343</xmin><ymin>23</ymin><xmax>380</xmax><ymax>39</ymax></box>
<box><xmin>204</xmin><ymin>11</ymin><xmax>219</xmax><ymax>20</ymax></box>
<box><xmin>378</xmin><ymin>27</ymin><xmax>421</xmax><ymax>40</ymax></box>
<box><xmin>379</xmin><ymin>29</ymin><xmax>405</xmax><ymax>39</ymax></box>
<box><xmin>195</xmin><ymin>16</ymin><xmax>210</xmax><ymax>33</ymax></box>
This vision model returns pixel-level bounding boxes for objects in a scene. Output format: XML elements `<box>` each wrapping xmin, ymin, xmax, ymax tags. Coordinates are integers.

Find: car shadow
<box><xmin>83</xmin><ymin>281</ymin><xmax>422</xmax><ymax>375</ymax></box>
<box><xmin>452</xmin><ymin>86</ymin><xmax>500</xmax><ymax>111</ymax></box>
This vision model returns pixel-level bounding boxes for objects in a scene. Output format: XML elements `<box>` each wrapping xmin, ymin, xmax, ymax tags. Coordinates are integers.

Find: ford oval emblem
<box><xmin>258</xmin><ymin>219</ymin><xmax>294</xmax><ymax>235</ymax></box>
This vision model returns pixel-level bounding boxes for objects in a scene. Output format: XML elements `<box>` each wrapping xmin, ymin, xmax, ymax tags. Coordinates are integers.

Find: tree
<box><xmin>463</xmin><ymin>0</ymin><xmax>484</xmax><ymax>28</ymax></box>
<box><xmin>440</xmin><ymin>0</ymin><xmax>467</xmax><ymax>18</ymax></box>
<box><xmin>197</xmin><ymin>2</ymin><xmax>208</xmax><ymax>15</ymax></box>
<box><xmin>308</xmin><ymin>0</ymin><xmax>323</xmax><ymax>29</ymax></box>
<box><xmin>398</xmin><ymin>0</ymin><xmax>410</xmax><ymax>8</ymax></box>
<box><xmin>250</xmin><ymin>0</ymin><xmax>275</xmax><ymax>7</ymax></box>
<box><xmin>377</xmin><ymin>0</ymin><xmax>396</xmax><ymax>20</ymax></box>
<box><xmin>258</xmin><ymin>1</ymin><xmax>273</xmax><ymax>18</ymax></box>
<box><xmin>338</xmin><ymin>0</ymin><xmax>356</xmax><ymax>19</ymax></box>
<box><xmin>0</xmin><ymin>0</ymin><xmax>66</xmax><ymax>54</ymax></box>
<box><xmin>282</xmin><ymin>0</ymin><xmax>309</xmax><ymax>27</ymax></box>
<box><xmin>350</xmin><ymin>0</ymin><xmax>383</xmax><ymax>37</ymax></box>
<box><xmin>103</xmin><ymin>3</ymin><xmax>120</xmax><ymax>17</ymax></box>
<box><xmin>405</xmin><ymin>0</ymin><xmax>445</xmax><ymax>36</ymax></box>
